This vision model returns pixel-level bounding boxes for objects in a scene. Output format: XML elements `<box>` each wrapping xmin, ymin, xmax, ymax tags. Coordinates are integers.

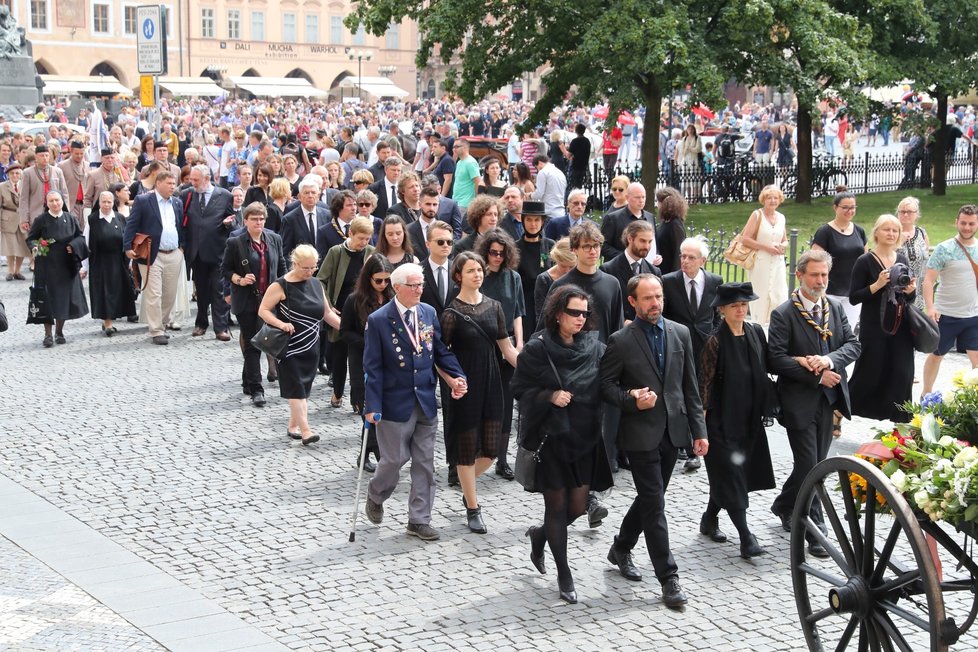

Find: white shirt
<box><xmin>393</xmin><ymin>297</ymin><xmax>420</xmax><ymax>334</ymax></box>
<box><xmin>427</xmin><ymin>256</ymin><xmax>449</xmax><ymax>286</ymax></box>
<box><xmin>156</xmin><ymin>191</ymin><xmax>179</xmax><ymax>250</ymax></box>
<box><xmin>530</xmin><ymin>163</ymin><xmax>567</xmax><ymax>218</ymax></box>
<box><xmin>798</xmin><ymin>291</ymin><xmax>835</xmax><ymax>368</ymax></box>
<box><xmin>683</xmin><ymin>269</ymin><xmax>704</xmax><ymax>304</ymax></box>
<box><xmin>384</xmin><ymin>179</ymin><xmax>398</xmax><ymax>207</ymax></box>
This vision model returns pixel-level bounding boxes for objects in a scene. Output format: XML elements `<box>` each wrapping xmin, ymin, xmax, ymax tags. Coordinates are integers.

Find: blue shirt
<box><xmin>637</xmin><ymin>315</ymin><xmax>665</xmax><ymax>370</ymax></box>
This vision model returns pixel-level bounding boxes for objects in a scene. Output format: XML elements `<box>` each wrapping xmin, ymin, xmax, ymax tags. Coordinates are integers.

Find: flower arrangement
<box><xmin>35</xmin><ymin>238</ymin><xmax>54</xmax><ymax>257</ymax></box>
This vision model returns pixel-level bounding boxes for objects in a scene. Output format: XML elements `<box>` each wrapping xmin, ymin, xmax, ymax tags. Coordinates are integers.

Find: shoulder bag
<box><xmin>874</xmin><ymin>252</ymin><xmax>939</xmax><ymax>353</ymax></box>
<box><xmin>250</xmin><ymin>280</ymin><xmax>291</xmax><ymax>360</ymax></box>
<box><xmin>0</xmin><ymin>297</ymin><xmax>7</xmax><ymax>332</ymax></box>
<box><xmin>514</xmin><ymin>344</ymin><xmax>562</xmax><ymax>492</ymax></box>
<box><xmin>130</xmin><ymin>232</ymin><xmax>152</xmax><ymax>291</ymax></box>
<box><xmin>26</xmin><ymin>281</ymin><xmax>51</xmax><ymax>325</ymax></box>
<box><xmin>723</xmin><ymin>210</ymin><xmax>759</xmax><ymax>270</ymax></box>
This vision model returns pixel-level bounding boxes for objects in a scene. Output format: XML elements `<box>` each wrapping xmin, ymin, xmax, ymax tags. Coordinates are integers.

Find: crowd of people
<box><xmin>3</xmin><ymin>98</ymin><xmax>977</xmax><ymax>610</ymax></box>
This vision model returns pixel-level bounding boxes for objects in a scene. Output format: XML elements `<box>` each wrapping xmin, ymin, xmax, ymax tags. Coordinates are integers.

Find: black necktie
<box><xmin>632</xmin><ymin>261</ymin><xmax>641</xmax><ymax>276</ymax></box>
<box><xmin>198</xmin><ymin>191</ymin><xmax>205</xmax><ymax>213</ymax></box>
<box><xmin>390</xmin><ymin>184</ymin><xmax>396</xmax><ymax>207</ymax></box>
<box><xmin>307</xmin><ymin>213</ymin><xmax>315</xmax><ymax>247</ymax></box>
<box><xmin>689</xmin><ymin>279</ymin><xmax>698</xmax><ymax>314</ymax></box>
<box><xmin>436</xmin><ymin>266</ymin><xmax>447</xmax><ymax>304</ymax></box>
<box><xmin>343</xmin><ymin>223</ymin><xmax>349</xmax><ymax>237</ymax></box>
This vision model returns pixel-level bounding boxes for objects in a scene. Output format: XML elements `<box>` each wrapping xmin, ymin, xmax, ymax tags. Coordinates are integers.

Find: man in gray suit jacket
<box><xmin>768</xmin><ymin>249</ymin><xmax>860</xmax><ymax>557</ymax></box>
<box><xmin>600</xmin><ymin>274</ymin><xmax>708</xmax><ymax>609</ymax></box>
<box><xmin>184</xmin><ymin>165</ymin><xmax>235</xmax><ymax>340</ymax></box>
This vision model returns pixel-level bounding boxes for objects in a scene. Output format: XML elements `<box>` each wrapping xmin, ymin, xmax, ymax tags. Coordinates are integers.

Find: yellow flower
<box><xmin>910</xmin><ymin>414</ymin><xmax>923</xmax><ymax>429</ymax></box>
<box><xmin>952</xmin><ymin>369</ymin><xmax>966</xmax><ymax>388</ymax></box>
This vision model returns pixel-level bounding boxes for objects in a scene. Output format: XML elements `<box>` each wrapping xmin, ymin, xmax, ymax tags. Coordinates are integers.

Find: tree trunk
<box><xmin>639</xmin><ymin>81</ymin><xmax>662</xmax><ymax>210</ymax></box>
<box><xmin>795</xmin><ymin>105</ymin><xmax>813</xmax><ymax>204</ymax></box>
<box><xmin>933</xmin><ymin>92</ymin><xmax>948</xmax><ymax>196</ymax></box>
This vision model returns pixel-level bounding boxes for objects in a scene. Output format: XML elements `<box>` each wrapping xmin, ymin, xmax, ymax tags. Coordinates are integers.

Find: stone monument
<box><xmin>0</xmin><ymin>6</ymin><xmax>42</xmax><ymax>120</ymax></box>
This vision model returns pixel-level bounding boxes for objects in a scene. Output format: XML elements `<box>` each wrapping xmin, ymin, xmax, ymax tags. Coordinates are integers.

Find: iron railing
<box><xmin>685</xmin><ymin>224</ymin><xmax>804</xmax><ymax>292</ymax></box>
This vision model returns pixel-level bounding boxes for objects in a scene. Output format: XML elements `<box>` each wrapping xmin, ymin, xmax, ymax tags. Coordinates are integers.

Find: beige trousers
<box><xmin>140</xmin><ymin>249</ymin><xmax>185</xmax><ymax>337</ymax></box>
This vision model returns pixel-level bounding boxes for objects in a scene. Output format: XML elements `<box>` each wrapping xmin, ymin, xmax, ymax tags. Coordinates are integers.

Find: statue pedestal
<box><xmin>0</xmin><ymin>55</ymin><xmax>41</xmax><ymax>119</ymax></box>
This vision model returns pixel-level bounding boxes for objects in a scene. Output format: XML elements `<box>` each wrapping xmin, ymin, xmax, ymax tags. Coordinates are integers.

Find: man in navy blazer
<box><xmin>123</xmin><ymin>170</ymin><xmax>186</xmax><ymax>345</ymax></box>
<box><xmin>422</xmin><ymin>174</ymin><xmax>464</xmax><ymax>237</ymax></box>
<box><xmin>183</xmin><ymin>165</ymin><xmax>236</xmax><ymax>340</ymax></box>
<box><xmin>544</xmin><ymin>188</ymin><xmax>594</xmax><ymax>241</ymax></box>
<box><xmin>363</xmin><ymin>263</ymin><xmax>467</xmax><ymax>541</ymax></box>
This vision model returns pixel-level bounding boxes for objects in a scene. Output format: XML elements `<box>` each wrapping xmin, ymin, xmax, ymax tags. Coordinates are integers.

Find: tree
<box><xmin>346</xmin><ymin>0</ymin><xmax>750</xmax><ymax>201</ymax></box>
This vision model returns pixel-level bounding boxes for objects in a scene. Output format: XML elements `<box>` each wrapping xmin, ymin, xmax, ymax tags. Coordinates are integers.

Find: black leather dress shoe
<box><xmin>772</xmin><ymin>507</ymin><xmax>791</xmax><ymax>532</ymax></box>
<box><xmin>607</xmin><ymin>544</ymin><xmax>642</xmax><ymax>581</ymax></box>
<box><xmin>358</xmin><ymin>454</ymin><xmax>376</xmax><ymax>473</ymax></box>
<box><xmin>495</xmin><ymin>463</ymin><xmax>515</xmax><ymax>481</ymax></box>
<box><xmin>251</xmin><ymin>392</ymin><xmax>266</xmax><ymax>407</ymax></box>
<box><xmin>616</xmin><ymin>454</ymin><xmax>631</xmax><ymax>470</ymax></box>
<box><xmin>699</xmin><ymin>513</ymin><xmax>728</xmax><ymax>543</ymax></box>
<box><xmin>525</xmin><ymin>526</ymin><xmax>546</xmax><ymax>574</ymax></box>
<box><xmin>661</xmin><ymin>577</ymin><xmax>688</xmax><ymax>608</ymax></box>
<box><xmin>683</xmin><ymin>456</ymin><xmax>701</xmax><ymax>473</ymax></box>
<box><xmin>808</xmin><ymin>541</ymin><xmax>830</xmax><ymax>558</ymax></box>
<box><xmin>466</xmin><ymin>507</ymin><xmax>487</xmax><ymax>534</ymax></box>
<box><xmin>740</xmin><ymin>534</ymin><xmax>766</xmax><ymax>559</ymax></box>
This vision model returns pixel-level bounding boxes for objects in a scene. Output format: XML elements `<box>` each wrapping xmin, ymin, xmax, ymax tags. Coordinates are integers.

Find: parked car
<box><xmin>3</xmin><ymin>121</ymin><xmax>87</xmax><ymax>139</ymax></box>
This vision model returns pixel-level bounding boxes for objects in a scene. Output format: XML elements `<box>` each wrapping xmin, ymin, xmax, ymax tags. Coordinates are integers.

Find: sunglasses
<box><xmin>357</xmin><ymin>202</ymin><xmax>373</xmax><ymax>207</ymax></box>
<box><xmin>563</xmin><ymin>308</ymin><xmax>591</xmax><ymax>319</ymax></box>
<box><xmin>611</xmin><ymin>187</ymin><xmax>626</xmax><ymax>192</ymax></box>
<box><xmin>371</xmin><ymin>277</ymin><xmax>391</xmax><ymax>285</ymax></box>
<box><xmin>487</xmin><ymin>250</ymin><xmax>505</xmax><ymax>258</ymax></box>
<box><xmin>431</xmin><ymin>238</ymin><xmax>453</xmax><ymax>247</ymax></box>
<box><xmin>354</xmin><ymin>180</ymin><xmax>368</xmax><ymax>185</ymax></box>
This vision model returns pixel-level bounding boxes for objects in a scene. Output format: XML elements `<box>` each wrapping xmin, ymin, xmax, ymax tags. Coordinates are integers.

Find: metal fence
<box><xmin>687</xmin><ymin>223</ymin><xmax>805</xmax><ymax>293</ymax></box>
<box><xmin>581</xmin><ymin>151</ymin><xmax>978</xmax><ymax>207</ymax></box>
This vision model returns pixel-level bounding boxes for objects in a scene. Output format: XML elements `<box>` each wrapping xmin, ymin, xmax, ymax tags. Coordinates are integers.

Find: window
<box><xmin>93</xmin><ymin>3</ymin><xmax>110</xmax><ymax>34</ymax></box>
<box><xmin>304</xmin><ymin>15</ymin><xmax>318</xmax><ymax>43</ymax></box>
<box><xmin>124</xmin><ymin>6</ymin><xmax>138</xmax><ymax>35</ymax></box>
<box><xmin>30</xmin><ymin>0</ymin><xmax>48</xmax><ymax>30</ymax></box>
<box><xmin>282</xmin><ymin>13</ymin><xmax>296</xmax><ymax>42</ymax></box>
<box><xmin>201</xmin><ymin>8</ymin><xmax>214</xmax><ymax>38</ymax></box>
<box><xmin>352</xmin><ymin>24</ymin><xmax>365</xmax><ymax>45</ymax></box>
<box><xmin>330</xmin><ymin>16</ymin><xmax>343</xmax><ymax>44</ymax></box>
<box><xmin>385</xmin><ymin>23</ymin><xmax>399</xmax><ymax>50</ymax></box>
<box><xmin>251</xmin><ymin>11</ymin><xmax>264</xmax><ymax>41</ymax></box>
<box><xmin>227</xmin><ymin>9</ymin><xmax>240</xmax><ymax>39</ymax></box>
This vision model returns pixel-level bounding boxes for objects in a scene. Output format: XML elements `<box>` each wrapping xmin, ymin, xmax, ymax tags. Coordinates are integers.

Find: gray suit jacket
<box><xmin>183</xmin><ymin>186</ymin><xmax>235</xmax><ymax>265</ymax></box>
<box><xmin>600</xmin><ymin>318</ymin><xmax>707</xmax><ymax>452</ymax></box>
<box><xmin>767</xmin><ymin>296</ymin><xmax>861</xmax><ymax>429</ymax></box>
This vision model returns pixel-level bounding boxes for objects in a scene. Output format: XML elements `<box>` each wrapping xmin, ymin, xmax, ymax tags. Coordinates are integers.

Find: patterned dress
<box><xmin>276</xmin><ymin>277</ymin><xmax>325</xmax><ymax>399</ymax></box>
<box><xmin>901</xmin><ymin>226</ymin><xmax>929</xmax><ymax>310</ymax></box>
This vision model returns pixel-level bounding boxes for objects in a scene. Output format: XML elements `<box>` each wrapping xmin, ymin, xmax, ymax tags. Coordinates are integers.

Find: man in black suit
<box><xmin>600</xmin><ymin>220</ymin><xmax>662</xmax><ymax>323</ymax></box>
<box><xmin>387</xmin><ymin>172</ymin><xmax>422</xmax><ymax>226</ymax></box>
<box><xmin>184</xmin><ymin>165</ymin><xmax>236</xmax><ymax>340</ymax></box>
<box><xmin>366</xmin><ymin>140</ymin><xmax>392</xmax><ymax>184</ymax></box>
<box><xmin>661</xmin><ymin>236</ymin><xmax>723</xmax><ymax>473</ymax></box>
<box><xmin>281</xmin><ymin>175</ymin><xmax>331</xmax><ymax>258</ymax></box>
<box><xmin>221</xmin><ymin>202</ymin><xmax>287</xmax><ymax>407</ymax></box>
<box><xmin>368</xmin><ymin>157</ymin><xmax>403</xmax><ymax>219</ymax></box>
<box><xmin>544</xmin><ymin>188</ymin><xmax>594</xmax><ymax>241</ymax></box>
<box><xmin>499</xmin><ymin>186</ymin><xmax>525</xmax><ymax>241</ymax></box>
<box><xmin>407</xmin><ymin>187</ymin><xmax>440</xmax><ymax>259</ymax></box>
<box><xmin>421</xmin><ymin>174</ymin><xmax>464</xmax><ymax>237</ymax></box>
<box><xmin>601</xmin><ymin>274</ymin><xmax>708</xmax><ymax>609</ymax></box>
<box><xmin>600</xmin><ymin>182</ymin><xmax>659</xmax><ymax>263</ymax></box>
<box><xmin>768</xmin><ymin>249</ymin><xmax>860</xmax><ymax>558</ymax></box>
<box><xmin>123</xmin><ymin>171</ymin><xmax>186</xmax><ymax>345</ymax></box>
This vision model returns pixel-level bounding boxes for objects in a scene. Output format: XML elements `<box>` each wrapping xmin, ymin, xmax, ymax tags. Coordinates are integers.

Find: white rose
<box><xmin>954</xmin><ymin>446</ymin><xmax>978</xmax><ymax>468</ymax></box>
<box><xmin>939</xmin><ymin>435</ymin><xmax>956</xmax><ymax>447</ymax></box>
<box><xmin>914</xmin><ymin>489</ymin><xmax>930</xmax><ymax>506</ymax></box>
<box><xmin>964</xmin><ymin>368</ymin><xmax>978</xmax><ymax>386</ymax></box>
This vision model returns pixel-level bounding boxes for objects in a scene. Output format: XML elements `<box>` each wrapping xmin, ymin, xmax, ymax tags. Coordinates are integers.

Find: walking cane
<box><xmin>349</xmin><ymin>412</ymin><xmax>380</xmax><ymax>542</ymax></box>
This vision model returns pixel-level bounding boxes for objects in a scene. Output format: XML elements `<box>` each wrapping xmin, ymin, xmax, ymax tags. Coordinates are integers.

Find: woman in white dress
<box><xmin>739</xmin><ymin>185</ymin><xmax>788</xmax><ymax>325</ymax></box>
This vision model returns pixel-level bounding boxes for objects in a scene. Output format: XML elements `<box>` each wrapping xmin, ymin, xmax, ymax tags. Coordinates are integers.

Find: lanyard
<box><xmin>401</xmin><ymin>309</ymin><xmax>421</xmax><ymax>354</ymax></box>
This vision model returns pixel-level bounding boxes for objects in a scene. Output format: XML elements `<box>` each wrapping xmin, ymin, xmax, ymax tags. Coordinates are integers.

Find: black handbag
<box><xmin>250</xmin><ymin>281</ymin><xmax>291</xmax><ymax>359</ymax></box>
<box><xmin>26</xmin><ymin>284</ymin><xmax>51</xmax><ymax>324</ymax></box>
<box><xmin>0</xmin><ymin>298</ymin><xmax>7</xmax><ymax>332</ymax></box>
<box><xmin>906</xmin><ymin>304</ymin><xmax>939</xmax><ymax>353</ymax></box>
<box><xmin>514</xmin><ymin>347</ymin><xmax>562</xmax><ymax>491</ymax></box>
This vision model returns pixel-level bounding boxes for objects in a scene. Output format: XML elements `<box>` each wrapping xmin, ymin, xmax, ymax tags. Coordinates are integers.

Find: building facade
<box><xmin>5</xmin><ymin>0</ymin><xmax>420</xmax><ymax>98</ymax></box>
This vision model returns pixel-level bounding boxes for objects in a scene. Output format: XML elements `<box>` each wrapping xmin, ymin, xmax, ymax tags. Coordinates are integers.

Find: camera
<box><xmin>888</xmin><ymin>262</ymin><xmax>912</xmax><ymax>290</ymax></box>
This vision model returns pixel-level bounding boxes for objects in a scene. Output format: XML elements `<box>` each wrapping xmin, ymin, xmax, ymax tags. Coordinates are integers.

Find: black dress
<box><xmin>516</xmin><ymin>238</ymin><xmax>552</xmax><ymax>334</ymax></box>
<box><xmin>812</xmin><ymin>223</ymin><xmax>867</xmax><ymax>297</ymax></box>
<box><xmin>276</xmin><ymin>277</ymin><xmax>325</xmax><ymax>399</ymax></box>
<box><xmin>655</xmin><ymin>218</ymin><xmax>687</xmax><ymax>275</ymax></box>
<box><xmin>700</xmin><ymin>322</ymin><xmax>776</xmax><ymax>510</ymax></box>
<box><xmin>511</xmin><ymin>331</ymin><xmax>613</xmax><ymax>492</ymax></box>
<box><xmin>848</xmin><ymin>251</ymin><xmax>915</xmax><ymax>421</ymax></box>
<box><xmin>776</xmin><ymin>132</ymin><xmax>794</xmax><ymax>166</ymax></box>
<box><xmin>86</xmin><ymin>211</ymin><xmax>136</xmax><ymax>320</ymax></box>
<box><xmin>340</xmin><ymin>293</ymin><xmax>383</xmax><ymax>456</ymax></box>
<box><xmin>26</xmin><ymin>211</ymin><xmax>89</xmax><ymax>321</ymax></box>
<box><xmin>440</xmin><ymin>297</ymin><xmax>507</xmax><ymax>466</ymax></box>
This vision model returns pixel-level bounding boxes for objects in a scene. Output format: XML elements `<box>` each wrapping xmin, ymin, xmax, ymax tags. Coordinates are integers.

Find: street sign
<box><xmin>140</xmin><ymin>76</ymin><xmax>155</xmax><ymax>107</ymax></box>
<box><xmin>136</xmin><ymin>5</ymin><xmax>167</xmax><ymax>75</ymax></box>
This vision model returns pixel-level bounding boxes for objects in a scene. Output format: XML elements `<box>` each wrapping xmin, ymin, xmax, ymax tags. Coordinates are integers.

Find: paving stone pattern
<box><xmin>0</xmin><ymin>274</ymin><xmax>976</xmax><ymax>651</ymax></box>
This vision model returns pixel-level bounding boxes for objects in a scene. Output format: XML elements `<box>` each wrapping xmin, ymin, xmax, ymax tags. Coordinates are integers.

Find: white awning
<box><xmin>40</xmin><ymin>75</ymin><xmax>132</xmax><ymax>97</ymax></box>
<box><xmin>158</xmin><ymin>77</ymin><xmax>225</xmax><ymax>97</ymax></box>
<box><xmin>228</xmin><ymin>76</ymin><xmax>328</xmax><ymax>98</ymax></box>
<box><xmin>337</xmin><ymin>76</ymin><xmax>410</xmax><ymax>99</ymax></box>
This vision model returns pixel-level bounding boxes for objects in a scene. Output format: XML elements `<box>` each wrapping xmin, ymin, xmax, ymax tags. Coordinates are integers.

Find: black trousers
<box><xmin>616</xmin><ymin>437</ymin><xmax>680</xmax><ymax>583</ymax></box>
<box><xmin>330</xmin><ymin>338</ymin><xmax>349</xmax><ymax>398</ymax></box>
<box><xmin>496</xmin><ymin>356</ymin><xmax>516</xmax><ymax>465</ymax></box>
<box><xmin>236</xmin><ymin>310</ymin><xmax>263</xmax><ymax>394</ymax></box>
<box><xmin>771</xmin><ymin>395</ymin><xmax>835</xmax><ymax>535</ymax></box>
<box><xmin>191</xmin><ymin>259</ymin><xmax>230</xmax><ymax>332</ymax></box>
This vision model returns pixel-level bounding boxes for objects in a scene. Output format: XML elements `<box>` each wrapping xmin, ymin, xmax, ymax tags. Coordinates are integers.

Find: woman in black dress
<box><xmin>654</xmin><ymin>187</ymin><xmax>688</xmax><ymax>275</ymax></box>
<box><xmin>258</xmin><ymin>244</ymin><xmax>341</xmax><ymax>445</ymax></box>
<box><xmin>340</xmin><ymin>253</ymin><xmax>394</xmax><ymax>473</ymax></box>
<box><xmin>84</xmin><ymin>191</ymin><xmax>135</xmax><ymax>336</ymax></box>
<box><xmin>513</xmin><ymin>284</ymin><xmax>611</xmax><ymax>604</ymax></box>
<box><xmin>515</xmin><ymin>203</ymin><xmax>554</xmax><ymax>333</ymax></box>
<box><xmin>26</xmin><ymin>191</ymin><xmax>89</xmax><ymax>347</ymax></box>
<box><xmin>699</xmin><ymin>282</ymin><xmax>775</xmax><ymax>559</ymax></box>
<box><xmin>441</xmin><ymin>252</ymin><xmax>519</xmax><ymax>534</ymax></box>
<box><xmin>848</xmin><ymin>214</ymin><xmax>917</xmax><ymax>422</ymax></box>
<box><xmin>244</xmin><ymin>164</ymin><xmax>272</xmax><ymax>207</ymax></box>
<box><xmin>775</xmin><ymin>123</ymin><xmax>795</xmax><ymax>169</ymax></box>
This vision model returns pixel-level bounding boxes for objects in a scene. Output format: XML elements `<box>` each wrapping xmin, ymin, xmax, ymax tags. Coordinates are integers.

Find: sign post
<box><xmin>136</xmin><ymin>5</ymin><xmax>167</xmax><ymax>134</ymax></box>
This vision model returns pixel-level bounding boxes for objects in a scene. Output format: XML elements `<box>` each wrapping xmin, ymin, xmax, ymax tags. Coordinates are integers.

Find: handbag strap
<box><xmin>444</xmin><ymin>307</ymin><xmax>494</xmax><ymax>345</ymax></box>
<box><xmin>543</xmin><ymin>348</ymin><xmax>563</xmax><ymax>390</ymax></box>
<box><xmin>954</xmin><ymin>238</ymin><xmax>978</xmax><ymax>286</ymax></box>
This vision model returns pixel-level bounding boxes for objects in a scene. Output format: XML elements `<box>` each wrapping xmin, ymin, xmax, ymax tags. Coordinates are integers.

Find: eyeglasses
<box><xmin>354</xmin><ymin>180</ymin><xmax>368</xmax><ymax>185</ymax></box>
<box><xmin>577</xmin><ymin>243</ymin><xmax>601</xmax><ymax>252</ymax></box>
<box><xmin>569</xmin><ymin>201</ymin><xmax>587</xmax><ymax>206</ymax></box>
<box><xmin>563</xmin><ymin>308</ymin><xmax>591</xmax><ymax>319</ymax></box>
<box><xmin>431</xmin><ymin>238</ymin><xmax>453</xmax><ymax>247</ymax></box>
<box><xmin>371</xmin><ymin>277</ymin><xmax>391</xmax><ymax>285</ymax></box>
<box><xmin>246</xmin><ymin>217</ymin><xmax>266</xmax><ymax>222</ymax></box>
<box><xmin>487</xmin><ymin>249</ymin><xmax>505</xmax><ymax>258</ymax></box>
<box><xmin>401</xmin><ymin>282</ymin><xmax>425</xmax><ymax>290</ymax></box>
<box><xmin>298</xmin><ymin>265</ymin><xmax>317</xmax><ymax>272</ymax></box>
<box><xmin>611</xmin><ymin>187</ymin><xmax>626</xmax><ymax>192</ymax></box>
<box><xmin>358</xmin><ymin>202</ymin><xmax>373</xmax><ymax>207</ymax></box>
<box><xmin>839</xmin><ymin>205</ymin><xmax>857</xmax><ymax>212</ymax></box>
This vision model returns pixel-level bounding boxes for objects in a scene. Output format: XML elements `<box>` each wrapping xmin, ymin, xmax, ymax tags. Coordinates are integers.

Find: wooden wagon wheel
<box><xmin>791</xmin><ymin>456</ymin><xmax>951</xmax><ymax>651</ymax></box>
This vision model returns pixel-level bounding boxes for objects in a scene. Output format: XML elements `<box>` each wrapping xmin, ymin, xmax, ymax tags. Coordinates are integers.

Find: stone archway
<box><xmin>241</xmin><ymin>68</ymin><xmax>260</xmax><ymax>77</ymax></box>
<box><xmin>285</xmin><ymin>68</ymin><xmax>313</xmax><ymax>84</ymax></box>
<box><xmin>34</xmin><ymin>59</ymin><xmax>54</xmax><ymax>75</ymax></box>
<box><xmin>90</xmin><ymin>61</ymin><xmax>126</xmax><ymax>87</ymax></box>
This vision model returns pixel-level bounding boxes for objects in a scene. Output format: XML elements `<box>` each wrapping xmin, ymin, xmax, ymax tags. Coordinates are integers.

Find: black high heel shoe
<box><xmin>525</xmin><ymin>526</ymin><xmax>546</xmax><ymax>574</ymax></box>
<box><xmin>558</xmin><ymin>577</ymin><xmax>577</xmax><ymax>604</ymax></box>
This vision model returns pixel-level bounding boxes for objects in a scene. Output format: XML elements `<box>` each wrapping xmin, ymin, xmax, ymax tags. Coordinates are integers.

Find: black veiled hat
<box><xmin>711</xmin><ymin>282</ymin><xmax>759</xmax><ymax>308</ymax></box>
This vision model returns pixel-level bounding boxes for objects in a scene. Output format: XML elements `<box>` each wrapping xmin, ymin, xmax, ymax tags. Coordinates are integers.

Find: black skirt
<box><xmin>527</xmin><ymin>440</ymin><xmax>613</xmax><ymax>493</ymax></box>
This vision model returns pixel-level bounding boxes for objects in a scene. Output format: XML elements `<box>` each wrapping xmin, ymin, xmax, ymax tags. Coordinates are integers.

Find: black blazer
<box><xmin>499</xmin><ymin>212</ymin><xmax>522</xmax><ymax>241</ymax></box>
<box><xmin>369</xmin><ymin>178</ymin><xmax>398</xmax><ymax>218</ymax></box>
<box><xmin>419</xmin><ymin>257</ymin><xmax>459</xmax><ymax>315</ymax></box>
<box><xmin>600</xmin><ymin>318</ymin><xmax>707</xmax><ymax>451</ymax></box>
<box><xmin>221</xmin><ymin>229</ymin><xmax>287</xmax><ymax>314</ymax></box>
<box><xmin>123</xmin><ymin>191</ymin><xmax>186</xmax><ymax>266</ymax></box>
<box><xmin>281</xmin><ymin>204</ymin><xmax>331</xmax><ymax>257</ymax></box>
<box><xmin>599</xmin><ymin>253</ymin><xmax>662</xmax><ymax>321</ymax></box>
<box><xmin>437</xmin><ymin>196</ymin><xmax>465</xmax><ymax>237</ymax></box>
<box><xmin>767</xmin><ymin>297</ymin><xmax>862</xmax><ymax>429</ymax></box>
<box><xmin>386</xmin><ymin>202</ymin><xmax>418</xmax><ymax>225</ymax></box>
<box><xmin>183</xmin><ymin>186</ymin><xmax>235</xmax><ymax>265</ymax></box>
<box><xmin>600</xmin><ymin>207</ymin><xmax>657</xmax><ymax>261</ymax></box>
<box><xmin>661</xmin><ymin>270</ymin><xmax>723</xmax><ymax>363</ymax></box>
<box><xmin>407</xmin><ymin>219</ymin><xmax>429</xmax><ymax>259</ymax></box>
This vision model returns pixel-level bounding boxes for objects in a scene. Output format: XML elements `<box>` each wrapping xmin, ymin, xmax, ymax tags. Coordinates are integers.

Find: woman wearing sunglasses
<box><xmin>513</xmin><ymin>284</ymin><xmax>611</xmax><ymax>604</ymax></box>
<box><xmin>340</xmin><ymin>253</ymin><xmax>395</xmax><ymax>472</ymax></box>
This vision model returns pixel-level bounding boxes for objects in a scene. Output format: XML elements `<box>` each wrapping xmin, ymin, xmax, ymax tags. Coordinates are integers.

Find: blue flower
<box><xmin>920</xmin><ymin>391</ymin><xmax>943</xmax><ymax>410</ymax></box>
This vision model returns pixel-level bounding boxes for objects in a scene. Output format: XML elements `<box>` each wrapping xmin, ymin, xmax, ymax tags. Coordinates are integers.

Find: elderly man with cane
<box><xmin>357</xmin><ymin>263</ymin><xmax>467</xmax><ymax>541</ymax></box>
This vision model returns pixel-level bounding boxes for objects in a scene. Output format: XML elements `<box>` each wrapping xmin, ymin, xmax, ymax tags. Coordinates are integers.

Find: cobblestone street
<box><xmin>1</xmin><ymin>274</ymin><xmax>976</xmax><ymax>651</ymax></box>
